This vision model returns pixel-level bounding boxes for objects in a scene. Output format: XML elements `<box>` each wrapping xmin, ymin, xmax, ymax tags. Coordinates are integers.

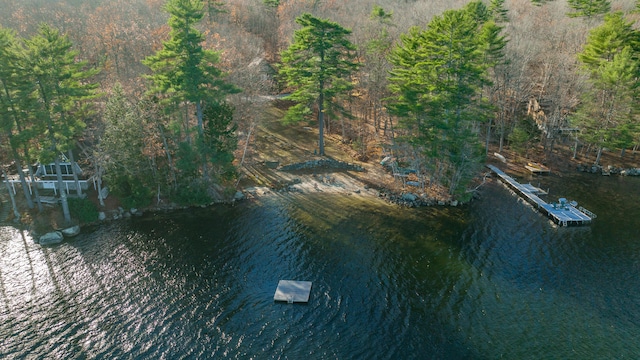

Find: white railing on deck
<box><xmin>6</xmin><ymin>176</ymin><xmax>95</xmax><ymax>196</ymax></box>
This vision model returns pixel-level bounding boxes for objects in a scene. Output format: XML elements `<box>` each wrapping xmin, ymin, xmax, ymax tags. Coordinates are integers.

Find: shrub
<box><xmin>107</xmin><ymin>174</ymin><xmax>152</xmax><ymax>209</ymax></box>
<box><xmin>173</xmin><ymin>180</ymin><xmax>212</xmax><ymax>206</ymax></box>
<box><xmin>68</xmin><ymin>197</ymin><xmax>99</xmax><ymax>223</ymax></box>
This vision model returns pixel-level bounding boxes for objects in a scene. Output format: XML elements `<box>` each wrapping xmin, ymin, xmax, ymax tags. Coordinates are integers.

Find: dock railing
<box><xmin>578</xmin><ymin>206</ymin><xmax>597</xmax><ymax>219</ymax></box>
<box><xmin>487</xmin><ymin>164</ymin><xmax>593</xmax><ymax>226</ymax></box>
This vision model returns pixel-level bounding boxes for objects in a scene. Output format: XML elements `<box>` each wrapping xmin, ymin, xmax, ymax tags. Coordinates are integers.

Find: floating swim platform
<box><xmin>274</xmin><ymin>280</ymin><xmax>312</xmax><ymax>303</ymax></box>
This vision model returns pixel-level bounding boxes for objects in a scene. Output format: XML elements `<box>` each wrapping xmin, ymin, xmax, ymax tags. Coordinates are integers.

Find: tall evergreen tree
<box><xmin>279</xmin><ymin>13</ymin><xmax>360</xmax><ymax>156</ymax></box>
<box><xmin>25</xmin><ymin>24</ymin><xmax>99</xmax><ymax>224</ymax></box>
<box><xmin>150</xmin><ymin>0</ymin><xmax>237</xmax><ymax>135</ymax></box>
<box><xmin>202</xmin><ymin>101</ymin><xmax>237</xmax><ymax>182</ymax></box>
<box><xmin>574</xmin><ymin>47</ymin><xmax>637</xmax><ymax>164</ymax></box>
<box><xmin>387</xmin><ymin>2</ymin><xmax>502</xmax><ymax>197</ymax></box>
<box><xmin>573</xmin><ymin>12</ymin><xmax>640</xmax><ymax>164</ymax></box>
<box><xmin>0</xmin><ymin>28</ymin><xmax>37</xmax><ymax>210</ymax></box>
<box><xmin>567</xmin><ymin>0</ymin><xmax>611</xmax><ymax>18</ymax></box>
<box><xmin>143</xmin><ymin>0</ymin><xmax>238</xmax><ymax>183</ymax></box>
<box><xmin>580</xmin><ymin>13</ymin><xmax>640</xmax><ymax>66</ymax></box>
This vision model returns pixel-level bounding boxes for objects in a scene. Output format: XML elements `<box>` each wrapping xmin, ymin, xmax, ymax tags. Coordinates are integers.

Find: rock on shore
<box><xmin>577</xmin><ymin>163</ymin><xmax>640</xmax><ymax>176</ymax></box>
<box><xmin>39</xmin><ymin>231</ymin><xmax>64</xmax><ymax>245</ymax></box>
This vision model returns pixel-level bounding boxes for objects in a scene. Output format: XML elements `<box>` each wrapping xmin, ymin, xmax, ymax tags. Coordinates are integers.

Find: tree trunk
<box><xmin>158</xmin><ymin>123</ymin><xmax>178</xmax><ymax>189</ymax></box>
<box><xmin>54</xmin><ymin>157</ymin><xmax>71</xmax><ymax>224</ymax></box>
<box><xmin>12</xmin><ymin>123</ymin><xmax>42</xmax><ymax>211</ymax></box>
<box><xmin>196</xmin><ymin>101</ymin><xmax>209</xmax><ymax>182</ymax></box>
<box><xmin>196</xmin><ymin>101</ymin><xmax>204</xmax><ymax>136</ymax></box>
<box><xmin>68</xmin><ymin>149</ymin><xmax>83</xmax><ymax>197</ymax></box>
<box><xmin>318</xmin><ymin>91</ymin><xmax>325</xmax><ymax>156</ymax></box>
<box><xmin>77</xmin><ymin>142</ymin><xmax>103</xmax><ymax>206</ymax></box>
<box><xmin>371</xmin><ymin>100</ymin><xmax>377</xmax><ymax>132</ymax></box>
<box><xmin>38</xmin><ymin>80</ymin><xmax>70</xmax><ymax>222</ymax></box>
<box><xmin>183</xmin><ymin>102</ymin><xmax>191</xmax><ymax>144</ymax></box>
<box><xmin>238</xmin><ymin>121</ymin><xmax>256</xmax><ymax>169</ymax></box>
<box><xmin>2</xmin><ymin>83</ymin><xmax>34</xmax><ymax>209</ymax></box>
<box><xmin>17</xmin><ymin>147</ymin><xmax>43</xmax><ymax>212</ymax></box>
<box><xmin>388</xmin><ymin>113</ymin><xmax>396</xmax><ymax>144</ymax></box>
<box><xmin>594</xmin><ymin>146</ymin><xmax>603</xmax><ymax>165</ymax></box>
<box><xmin>96</xmin><ymin>165</ymin><xmax>105</xmax><ymax>207</ymax></box>
<box><xmin>12</xmin><ymin>148</ymin><xmax>34</xmax><ymax>209</ymax></box>
<box><xmin>340</xmin><ymin>113</ymin><xmax>346</xmax><ymax>142</ymax></box>
<box><xmin>2</xmin><ymin>167</ymin><xmax>20</xmax><ymax>221</ymax></box>
<box><xmin>485</xmin><ymin>117</ymin><xmax>493</xmax><ymax>156</ymax></box>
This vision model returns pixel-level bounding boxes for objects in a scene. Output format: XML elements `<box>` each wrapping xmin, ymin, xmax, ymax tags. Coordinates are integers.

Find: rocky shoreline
<box><xmin>279</xmin><ymin>158</ymin><xmax>365</xmax><ymax>172</ymax></box>
<box><xmin>377</xmin><ymin>189</ymin><xmax>464</xmax><ymax>208</ymax></box>
<box><xmin>239</xmin><ymin>158</ymin><xmax>464</xmax><ymax>209</ymax></box>
<box><xmin>25</xmin><ymin>157</ymin><xmax>640</xmax><ymax>245</ymax></box>
<box><xmin>576</xmin><ymin>163</ymin><xmax>640</xmax><ymax>176</ymax></box>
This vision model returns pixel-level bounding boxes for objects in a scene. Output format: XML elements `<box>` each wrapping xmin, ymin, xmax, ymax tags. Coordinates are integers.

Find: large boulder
<box><xmin>61</xmin><ymin>225</ymin><xmax>80</xmax><ymax>238</ymax></box>
<box><xmin>130</xmin><ymin>208</ymin><xmax>143</xmax><ymax>216</ymax></box>
<box><xmin>401</xmin><ymin>193</ymin><xmax>418</xmax><ymax>202</ymax></box>
<box><xmin>39</xmin><ymin>231</ymin><xmax>64</xmax><ymax>245</ymax></box>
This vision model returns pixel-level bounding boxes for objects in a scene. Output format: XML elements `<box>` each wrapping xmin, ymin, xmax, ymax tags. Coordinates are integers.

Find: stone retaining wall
<box><xmin>279</xmin><ymin>159</ymin><xmax>364</xmax><ymax>172</ymax></box>
<box><xmin>576</xmin><ymin>164</ymin><xmax>640</xmax><ymax>176</ymax></box>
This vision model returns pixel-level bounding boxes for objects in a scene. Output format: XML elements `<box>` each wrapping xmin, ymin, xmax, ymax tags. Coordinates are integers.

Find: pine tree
<box><xmin>25</xmin><ymin>24</ymin><xmax>99</xmax><ymax>224</ymax></box>
<box><xmin>578</xmin><ymin>12</ymin><xmax>639</xmax><ymax>73</ymax></box>
<box><xmin>574</xmin><ymin>47</ymin><xmax>638</xmax><ymax>164</ymax></box>
<box><xmin>143</xmin><ymin>0</ymin><xmax>235</xmax><ymax>137</ymax></box>
<box><xmin>567</xmin><ymin>0</ymin><xmax>611</xmax><ymax>19</ymax></box>
<box><xmin>143</xmin><ymin>0</ymin><xmax>238</xmax><ymax>183</ymax></box>
<box><xmin>387</xmin><ymin>2</ymin><xmax>503</xmax><ymax>197</ymax></box>
<box><xmin>279</xmin><ymin>13</ymin><xmax>360</xmax><ymax>156</ymax></box>
<box><xmin>573</xmin><ymin>12</ymin><xmax>640</xmax><ymax>164</ymax></box>
<box><xmin>0</xmin><ymin>28</ymin><xmax>38</xmax><ymax>210</ymax></box>
<box><xmin>489</xmin><ymin>0</ymin><xmax>509</xmax><ymax>23</ymax></box>
<box><xmin>202</xmin><ymin>101</ymin><xmax>237</xmax><ymax>182</ymax></box>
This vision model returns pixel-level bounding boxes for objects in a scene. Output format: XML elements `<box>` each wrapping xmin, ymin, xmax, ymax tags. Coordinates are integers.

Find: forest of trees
<box><xmin>0</xmin><ymin>0</ymin><xmax>638</xmax><ymax>222</ymax></box>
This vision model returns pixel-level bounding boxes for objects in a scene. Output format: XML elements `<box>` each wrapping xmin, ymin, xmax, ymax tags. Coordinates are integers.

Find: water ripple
<box><xmin>1</xmin><ymin>185</ymin><xmax>640</xmax><ymax>358</ymax></box>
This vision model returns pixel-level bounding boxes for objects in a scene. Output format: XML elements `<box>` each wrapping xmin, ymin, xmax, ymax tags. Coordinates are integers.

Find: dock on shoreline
<box><xmin>487</xmin><ymin>165</ymin><xmax>595</xmax><ymax>227</ymax></box>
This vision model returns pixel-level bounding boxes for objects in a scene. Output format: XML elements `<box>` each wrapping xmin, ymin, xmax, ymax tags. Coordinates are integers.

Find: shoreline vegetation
<box><xmin>8</xmin><ymin>106</ymin><xmax>640</xmax><ymax>244</ymax></box>
<box><xmin>0</xmin><ymin>1</ymin><xmax>638</xmax><ymax>243</ymax></box>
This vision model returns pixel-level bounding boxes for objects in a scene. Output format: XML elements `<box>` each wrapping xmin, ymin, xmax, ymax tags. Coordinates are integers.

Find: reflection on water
<box><xmin>1</xmin><ymin>174</ymin><xmax>639</xmax><ymax>358</ymax></box>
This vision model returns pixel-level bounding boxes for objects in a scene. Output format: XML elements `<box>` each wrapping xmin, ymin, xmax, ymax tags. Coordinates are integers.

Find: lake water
<box><xmin>1</xmin><ymin>172</ymin><xmax>639</xmax><ymax>359</ymax></box>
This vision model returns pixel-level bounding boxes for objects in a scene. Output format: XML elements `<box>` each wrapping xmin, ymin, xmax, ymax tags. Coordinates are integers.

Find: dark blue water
<box><xmin>1</xmin><ymin>174</ymin><xmax>639</xmax><ymax>359</ymax></box>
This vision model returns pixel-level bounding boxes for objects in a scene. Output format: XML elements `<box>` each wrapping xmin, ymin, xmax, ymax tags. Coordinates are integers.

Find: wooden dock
<box><xmin>524</xmin><ymin>162</ymin><xmax>550</xmax><ymax>174</ymax></box>
<box><xmin>487</xmin><ymin>165</ymin><xmax>595</xmax><ymax>226</ymax></box>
